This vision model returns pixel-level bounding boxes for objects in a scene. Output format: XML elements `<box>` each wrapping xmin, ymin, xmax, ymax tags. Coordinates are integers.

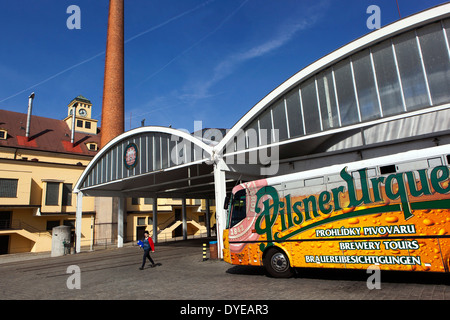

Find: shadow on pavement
<box><xmin>226</xmin><ymin>264</ymin><xmax>450</xmax><ymax>285</ymax></box>
<box><xmin>157</xmin><ymin>237</ymin><xmax>217</xmax><ymax>248</ymax></box>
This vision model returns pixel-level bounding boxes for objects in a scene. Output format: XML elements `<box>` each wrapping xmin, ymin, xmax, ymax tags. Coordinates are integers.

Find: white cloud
<box><xmin>138</xmin><ymin>0</ymin><xmax>330</xmax><ymax>127</ymax></box>
<box><xmin>184</xmin><ymin>1</ymin><xmax>328</xmax><ymax>103</ymax></box>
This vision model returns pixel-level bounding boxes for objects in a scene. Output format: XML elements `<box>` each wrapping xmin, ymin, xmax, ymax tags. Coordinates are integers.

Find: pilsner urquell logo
<box><xmin>255</xmin><ymin>166</ymin><xmax>450</xmax><ymax>251</ymax></box>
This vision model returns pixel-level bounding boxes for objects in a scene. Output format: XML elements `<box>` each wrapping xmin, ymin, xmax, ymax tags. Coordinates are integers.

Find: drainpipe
<box><xmin>25</xmin><ymin>92</ymin><xmax>35</xmax><ymax>140</ymax></box>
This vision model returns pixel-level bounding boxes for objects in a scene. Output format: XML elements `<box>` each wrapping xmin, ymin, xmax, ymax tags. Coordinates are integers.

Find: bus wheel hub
<box><xmin>271</xmin><ymin>252</ymin><xmax>288</xmax><ymax>272</ymax></box>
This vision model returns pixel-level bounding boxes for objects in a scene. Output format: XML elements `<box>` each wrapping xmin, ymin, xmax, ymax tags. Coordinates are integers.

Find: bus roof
<box><xmin>233</xmin><ymin>144</ymin><xmax>450</xmax><ymax>194</ymax></box>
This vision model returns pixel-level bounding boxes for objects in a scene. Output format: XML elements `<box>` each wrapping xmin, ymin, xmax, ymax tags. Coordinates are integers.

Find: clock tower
<box><xmin>64</xmin><ymin>95</ymin><xmax>98</xmax><ymax>135</ymax></box>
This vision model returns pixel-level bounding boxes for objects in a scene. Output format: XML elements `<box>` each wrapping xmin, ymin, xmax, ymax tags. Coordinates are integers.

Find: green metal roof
<box><xmin>69</xmin><ymin>95</ymin><xmax>92</xmax><ymax>105</ymax></box>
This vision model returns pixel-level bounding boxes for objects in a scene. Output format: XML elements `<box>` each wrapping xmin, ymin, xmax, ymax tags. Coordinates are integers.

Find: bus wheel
<box><xmin>263</xmin><ymin>247</ymin><xmax>294</xmax><ymax>278</ymax></box>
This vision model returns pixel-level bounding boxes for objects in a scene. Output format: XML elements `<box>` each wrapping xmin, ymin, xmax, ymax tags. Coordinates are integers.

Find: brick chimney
<box><xmin>96</xmin><ymin>0</ymin><xmax>126</xmax><ymax>248</ymax></box>
<box><xmin>100</xmin><ymin>0</ymin><xmax>125</xmax><ymax>148</ymax></box>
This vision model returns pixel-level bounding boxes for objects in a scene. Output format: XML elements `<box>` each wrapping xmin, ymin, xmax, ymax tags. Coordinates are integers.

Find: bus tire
<box><xmin>263</xmin><ymin>247</ymin><xmax>294</xmax><ymax>278</ymax></box>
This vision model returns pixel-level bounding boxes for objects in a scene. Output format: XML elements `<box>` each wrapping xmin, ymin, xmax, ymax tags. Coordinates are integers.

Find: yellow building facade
<box><xmin>0</xmin><ymin>96</ymin><xmax>214</xmax><ymax>254</ymax></box>
<box><xmin>126</xmin><ymin>198</ymin><xmax>214</xmax><ymax>244</ymax></box>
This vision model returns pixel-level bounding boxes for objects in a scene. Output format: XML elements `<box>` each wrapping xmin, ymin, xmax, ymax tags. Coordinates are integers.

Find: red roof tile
<box><xmin>0</xmin><ymin>109</ymin><xmax>100</xmax><ymax>156</ymax></box>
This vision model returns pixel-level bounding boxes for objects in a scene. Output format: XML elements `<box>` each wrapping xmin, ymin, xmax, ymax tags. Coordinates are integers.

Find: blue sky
<box><xmin>0</xmin><ymin>0</ymin><xmax>447</xmax><ymax>133</ymax></box>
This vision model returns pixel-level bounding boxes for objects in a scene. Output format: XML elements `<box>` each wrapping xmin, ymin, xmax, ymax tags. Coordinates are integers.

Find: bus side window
<box><xmin>380</xmin><ymin>164</ymin><xmax>396</xmax><ymax>174</ymax></box>
<box><xmin>229</xmin><ymin>189</ymin><xmax>246</xmax><ymax>228</ymax></box>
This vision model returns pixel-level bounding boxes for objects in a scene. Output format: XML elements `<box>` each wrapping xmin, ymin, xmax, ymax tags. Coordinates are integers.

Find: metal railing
<box><xmin>0</xmin><ymin>220</ymin><xmax>10</xmax><ymax>230</ymax></box>
<box><xmin>76</xmin><ymin>230</ymin><xmax>217</xmax><ymax>251</ymax></box>
<box><xmin>0</xmin><ymin>219</ymin><xmax>51</xmax><ymax>237</ymax></box>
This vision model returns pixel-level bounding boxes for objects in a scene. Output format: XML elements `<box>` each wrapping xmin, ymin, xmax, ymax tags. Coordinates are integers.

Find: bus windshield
<box><xmin>228</xmin><ymin>189</ymin><xmax>246</xmax><ymax>229</ymax></box>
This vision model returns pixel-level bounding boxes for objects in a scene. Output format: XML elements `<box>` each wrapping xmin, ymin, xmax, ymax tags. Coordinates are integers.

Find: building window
<box><xmin>0</xmin><ymin>179</ymin><xmax>18</xmax><ymax>198</ymax></box>
<box><xmin>132</xmin><ymin>198</ymin><xmax>139</xmax><ymax>205</ymax></box>
<box><xmin>418</xmin><ymin>21</ymin><xmax>450</xmax><ymax>106</ymax></box>
<box><xmin>372</xmin><ymin>40</ymin><xmax>404</xmax><ymax>116</ymax></box>
<box><xmin>0</xmin><ymin>211</ymin><xmax>11</xmax><ymax>230</ymax></box>
<box><xmin>271</xmin><ymin>99</ymin><xmax>289</xmax><ymax>141</ymax></box>
<box><xmin>352</xmin><ymin>49</ymin><xmax>381</xmax><ymax>121</ymax></box>
<box><xmin>77</xmin><ymin>120</ymin><xmax>83</xmax><ymax>128</ymax></box>
<box><xmin>137</xmin><ymin>217</ymin><xmax>146</xmax><ymax>225</ymax></box>
<box><xmin>334</xmin><ymin>58</ymin><xmax>360</xmax><ymax>126</ymax></box>
<box><xmin>63</xmin><ymin>220</ymin><xmax>75</xmax><ymax>229</ymax></box>
<box><xmin>44</xmin><ymin>182</ymin><xmax>74</xmax><ymax>207</ymax></box>
<box><xmin>301</xmin><ymin>78</ymin><xmax>322</xmax><ymax>134</ymax></box>
<box><xmin>85</xmin><ymin>121</ymin><xmax>91</xmax><ymax>129</ymax></box>
<box><xmin>285</xmin><ymin>88</ymin><xmax>304</xmax><ymax>138</ymax></box>
<box><xmin>62</xmin><ymin>183</ymin><xmax>72</xmax><ymax>206</ymax></box>
<box><xmin>45</xmin><ymin>182</ymin><xmax>60</xmax><ymax>206</ymax></box>
<box><xmin>87</xmin><ymin>143</ymin><xmax>98</xmax><ymax>151</ymax></box>
<box><xmin>393</xmin><ymin>30</ymin><xmax>429</xmax><ymax>111</ymax></box>
<box><xmin>46</xmin><ymin>220</ymin><xmax>60</xmax><ymax>232</ymax></box>
<box><xmin>0</xmin><ymin>130</ymin><xmax>6</xmax><ymax>140</ymax></box>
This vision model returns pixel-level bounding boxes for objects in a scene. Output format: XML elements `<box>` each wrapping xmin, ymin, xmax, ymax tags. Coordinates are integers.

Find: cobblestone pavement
<box><xmin>0</xmin><ymin>238</ymin><xmax>449</xmax><ymax>303</ymax></box>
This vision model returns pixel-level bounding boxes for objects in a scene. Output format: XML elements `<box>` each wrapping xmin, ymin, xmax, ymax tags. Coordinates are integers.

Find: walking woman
<box><xmin>139</xmin><ymin>231</ymin><xmax>156</xmax><ymax>270</ymax></box>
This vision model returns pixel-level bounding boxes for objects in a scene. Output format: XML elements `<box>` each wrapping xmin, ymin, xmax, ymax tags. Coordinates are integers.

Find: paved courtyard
<box><xmin>0</xmin><ymin>238</ymin><xmax>449</xmax><ymax>310</ymax></box>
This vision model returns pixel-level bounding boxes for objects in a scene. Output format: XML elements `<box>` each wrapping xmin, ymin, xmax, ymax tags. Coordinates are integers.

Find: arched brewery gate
<box><xmin>74</xmin><ymin>4</ymin><xmax>450</xmax><ymax>257</ymax></box>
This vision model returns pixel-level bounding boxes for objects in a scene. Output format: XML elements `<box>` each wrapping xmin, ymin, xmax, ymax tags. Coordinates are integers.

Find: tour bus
<box><xmin>223</xmin><ymin>145</ymin><xmax>450</xmax><ymax>277</ymax></box>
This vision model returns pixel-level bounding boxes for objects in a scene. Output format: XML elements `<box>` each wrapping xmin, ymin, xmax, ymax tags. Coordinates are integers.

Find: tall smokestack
<box><xmin>94</xmin><ymin>0</ymin><xmax>126</xmax><ymax>249</ymax></box>
<box><xmin>26</xmin><ymin>92</ymin><xmax>35</xmax><ymax>140</ymax></box>
<box><xmin>100</xmin><ymin>0</ymin><xmax>125</xmax><ymax>148</ymax></box>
